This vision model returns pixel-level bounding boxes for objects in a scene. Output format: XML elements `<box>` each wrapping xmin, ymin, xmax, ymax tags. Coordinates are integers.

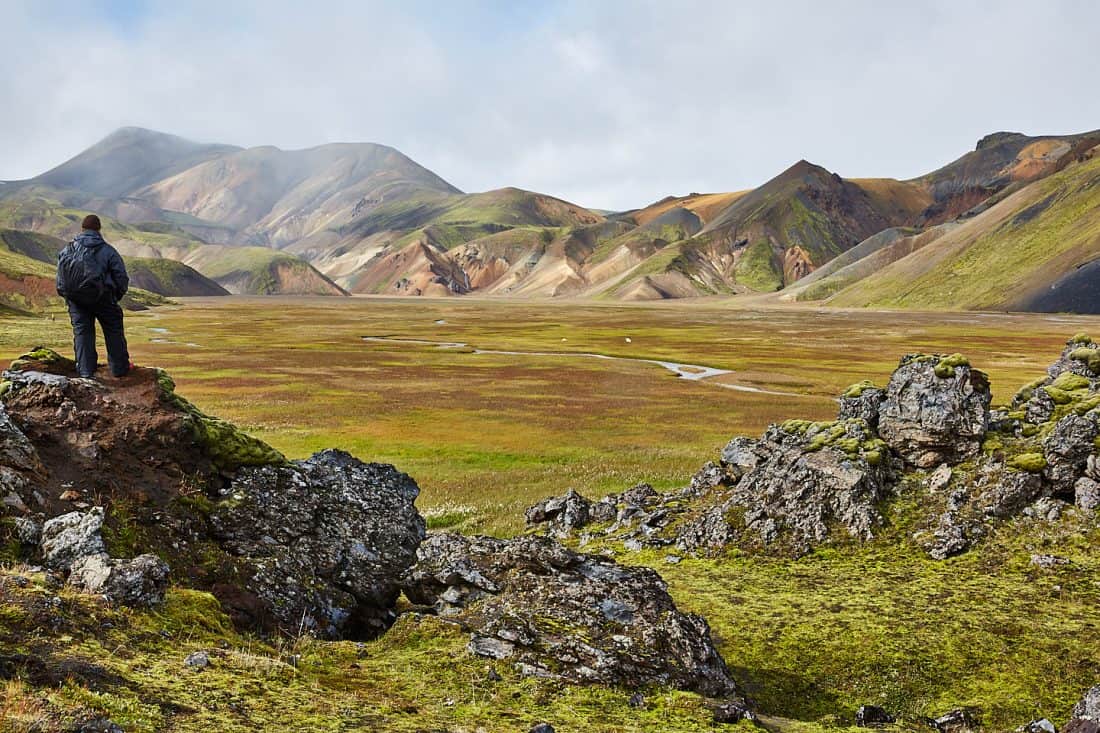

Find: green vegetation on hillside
<box><xmin>827</xmin><ymin>155</ymin><xmax>1100</xmax><ymax>310</ymax></box>
<box><xmin>735</xmin><ymin>239</ymin><xmax>783</xmax><ymax>291</ymax></box>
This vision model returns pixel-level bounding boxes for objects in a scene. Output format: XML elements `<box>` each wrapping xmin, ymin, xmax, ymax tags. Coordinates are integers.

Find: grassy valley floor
<box><xmin>3</xmin><ymin>296</ymin><xmax>1100</xmax><ymax>730</ymax></box>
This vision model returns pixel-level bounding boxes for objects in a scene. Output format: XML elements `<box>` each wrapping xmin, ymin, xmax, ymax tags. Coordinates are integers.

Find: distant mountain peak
<box><xmin>975</xmin><ymin>131</ymin><xmax>1027</xmax><ymax>150</ymax></box>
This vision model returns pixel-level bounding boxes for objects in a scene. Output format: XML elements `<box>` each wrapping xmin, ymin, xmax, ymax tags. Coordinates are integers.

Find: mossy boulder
<box><xmin>878</xmin><ymin>353</ymin><xmax>991</xmax><ymax>469</ymax></box>
<box><xmin>403</xmin><ymin>532</ymin><xmax>745</xmax><ymax>702</ymax></box>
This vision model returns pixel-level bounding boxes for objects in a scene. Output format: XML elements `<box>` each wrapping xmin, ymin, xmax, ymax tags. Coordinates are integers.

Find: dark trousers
<box><xmin>67</xmin><ymin>298</ymin><xmax>130</xmax><ymax>377</ymax></box>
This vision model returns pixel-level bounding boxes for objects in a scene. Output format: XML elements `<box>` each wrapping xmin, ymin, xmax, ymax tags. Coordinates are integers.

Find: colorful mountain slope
<box><xmin>824</xmin><ymin>147</ymin><xmax>1100</xmax><ymax>311</ymax></box>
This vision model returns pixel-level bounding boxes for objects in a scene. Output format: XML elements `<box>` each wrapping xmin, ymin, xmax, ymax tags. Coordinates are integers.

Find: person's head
<box><xmin>81</xmin><ymin>214</ymin><xmax>101</xmax><ymax>232</ymax></box>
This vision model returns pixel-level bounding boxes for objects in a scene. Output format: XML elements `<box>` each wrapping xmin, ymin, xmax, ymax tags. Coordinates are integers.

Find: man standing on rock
<box><xmin>56</xmin><ymin>214</ymin><xmax>131</xmax><ymax>379</ymax></box>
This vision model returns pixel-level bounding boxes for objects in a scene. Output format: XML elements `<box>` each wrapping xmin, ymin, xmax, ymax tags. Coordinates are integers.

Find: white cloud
<box><xmin>1</xmin><ymin>0</ymin><xmax>1098</xmax><ymax>209</ymax></box>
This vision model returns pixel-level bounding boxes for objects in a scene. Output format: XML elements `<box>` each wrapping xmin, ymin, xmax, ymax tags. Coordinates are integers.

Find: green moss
<box><xmin>934</xmin><ymin>353</ymin><xmax>970</xmax><ymax>378</ymax></box>
<box><xmin>981</xmin><ymin>434</ymin><xmax>1004</xmax><ymax>453</ymax></box>
<box><xmin>1052</xmin><ymin>371</ymin><xmax>1091</xmax><ymax>391</ymax></box>
<box><xmin>1069</xmin><ymin>347</ymin><xmax>1100</xmax><ymax>374</ymax></box>
<box><xmin>155</xmin><ymin>367</ymin><xmax>286</xmax><ymax>472</ymax></box>
<box><xmin>9</xmin><ymin>345</ymin><xmax>72</xmax><ymax>372</ymax></box>
<box><xmin>1008</xmin><ymin>452</ymin><xmax>1047</xmax><ymax>472</ymax></box>
<box><xmin>1071</xmin><ymin>332</ymin><xmax>1093</xmax><ymax>345</ymax></box>
<box><xmin>1043</xmin><ymin>386</ymin><xmax>1075</xmax><ymax>405</ymax></box>
<box><xmin>735</xmin><ymin>239</ymin><xmax>784</xmax><ymax>292</ymax></box>
<box><xmin>841</xmin><ymin>380</ymin><xmax>877</xmax><ymax>398</ymax></box>
<box><xmin>1014</xmin><ymin>376</ymin><xmax>1049</xmax><ymax>405</ymax></box>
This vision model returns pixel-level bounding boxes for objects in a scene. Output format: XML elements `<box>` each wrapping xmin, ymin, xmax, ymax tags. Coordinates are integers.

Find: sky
<box><xmin>3</xmin><ymin>0</ymin><xmax>1099</xmax><ymax>210</ymax></box>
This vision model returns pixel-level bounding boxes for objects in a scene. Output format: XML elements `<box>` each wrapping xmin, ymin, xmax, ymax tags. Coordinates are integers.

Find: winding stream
<box><xmin>361</xmin><ymin>336</ymin><xmax>808</xmax><ymax>397</ymax></box>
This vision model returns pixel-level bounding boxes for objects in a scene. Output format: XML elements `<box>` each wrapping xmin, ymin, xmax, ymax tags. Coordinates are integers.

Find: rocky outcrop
<box><xmin>40</xmin><ymin>507</ymin><xmax>108</xmax><ymax>571</ymax></box>
<box><xmin>38</xmin><ymin>508</ymin><xmax>168</xmax><ymax>606</ymax></box>
<box><xmin>877</xmin><ymin>354</ymin><xmax>991</xmax><ymax>468</ymax></box>
<box><xmin>678</xmin><ymin>419</ymin><xmax>892</xmax><ymax>555</ymax></box>
<box><xmin>210</xmin><ymin>449</ymin><xmax>426</xmax><ymax>639</ymax></box>
<box><xmin>402</xmin><ymin>532</ymin><xmax>743</xmax><ymax>701</ymax></box>
<box><xmin>68</xmin><ymin>552</ymin><xmax>170</xmax><ymax>607</ymax></box>
<box><xmin>1</xmin><ymin>349</ymin><xmax>425</xmax><ymax>639</ymax></box>
<box><xmin>529</xmin><ymin>339</ymin><xmax>1100</xmax><ymax>561</ymax></box>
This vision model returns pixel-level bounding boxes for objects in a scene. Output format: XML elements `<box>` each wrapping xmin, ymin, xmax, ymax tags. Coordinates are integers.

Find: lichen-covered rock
<box><xmin>1049</xmin><ymin>334</ymin><xmax>1100</xmax><ymax>381</ymax></box>
<box><xmin>39</xmin><ymin>508</ymin><xmax>107</xmax><ymax>571</ymax></box>
<box><xmin>933</xmin><ymin>708</ymin><xmax>980</xmax><ymax>733</ymax></box>
<box><xmin>837</xmin><ymin>382</ymin><xmax>885</xmax><ymax>428</ymax></box>
<box><xmin>402</xmin><ymin>532</ymin><xmax>743</xmax><ymax>700</ymax></box>
<box><xmin>0</xmin><ymin>402</ymin><xmax>39</xmax><ymax>473</ymax></box>
<box><xmin>524</xmin><ymin>488</ymin><xmax>592</xmax><ymax>536</ymax></box>
<box><xmin>1065</xmin><ymin>684</ymin><xmax>1100</xmax><ymax>732</ymax></box>
<box><xmin>14</xmin><ymin>516</ymin><xmax>41</xmax><ymax>545</ymax></box>
<box><xmin>878</xmin><ymin>354</ymin><xmax>991</xmax><ymax>469</ymax></box>
<box><xmin>1073</xmin><ymin>684</ymin><xmax>1100</xmax><ymax>719</ymax></box>
<box><xmin>69</xmin><ymin>552</ymin><xmax>169</xmax><ymax>606</ymax></box>
<box><xmin>1043</xmin><ymin>414</ymin><xmax>1098</xmax><ymax>493</ymax></box>
<box><xmin>678</xmin><ymin>420</ymin><xmax>893</xmax><ymax>556</ymax></box>
<box><xmin>1077</xmin><ymin>477</ymin><xmax>1100</xmax><ymax>511</ymax></box>
<box><xmin>719</xmin><ymin>436</ymin><xmax>759</xmax><ymax>477</ymax></box>
<box><xmin>211</xmin><ymin>449</ymin><xmax>426</xmax><ymax>639</ymax></box>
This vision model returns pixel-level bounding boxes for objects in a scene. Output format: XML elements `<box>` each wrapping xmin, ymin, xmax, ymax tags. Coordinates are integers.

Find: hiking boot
<box><xmin>111</xmin><ymin>361</ymin><xmax>134</xmax><ymax>378</ymax></box>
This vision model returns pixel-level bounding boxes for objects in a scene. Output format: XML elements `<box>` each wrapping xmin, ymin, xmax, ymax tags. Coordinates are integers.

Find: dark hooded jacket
<box><xmin>57</xmin><ymin>229</ymin><xmax>130</xmax><ymax>303</ymax></box>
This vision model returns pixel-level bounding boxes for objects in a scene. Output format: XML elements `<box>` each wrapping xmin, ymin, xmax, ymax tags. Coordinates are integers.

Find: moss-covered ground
<box><xmin>3</xmin><ymin>297</ymin><xmax>1100</xmax><ymax>730</ymax></box>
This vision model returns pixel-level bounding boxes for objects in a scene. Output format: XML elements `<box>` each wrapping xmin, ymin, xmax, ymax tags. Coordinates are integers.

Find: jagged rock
<box><xmin>933</xmin><ymin>708</ymin><xmax>980</xmax><ymax>732</ymax></box>
<box><xmin>713</xmin><ymin>700</ymin><xmax>756</xmax><ymax>723</ymax></box>
<box><xmin>1048</xmin><ymin>336</ymin><xmax>1100</xmax><ymax>381</ymax></box>
<box><xmin>928</xmin><ymin>464</ymin><xmax>953</xmax><ymax>492</ymax></box>
<box><xmin>402</xmin><ymin>532</ymin><xmax>743</xmax><ymax>700</ymax></box>
<box><xmin>1067</xmin><ymin>685</ymin><xmax>1100</xmax><ymax>732</ymax></box>
<box><xmin>976</xmin><ymin>470</ymin><xmax>1045</xmax><ymax>519</ymax></box>
<box><xmin>1044</xmin><ymin>414</ymin><xmax>1098</xmax><ymax>494</ymax></box>
<box><xmin>210</xmin><ymin>449</ymin><xmax>425</xmax><ymax>639</ymax></box>
<box><xmin>2</xmin><ymin>491</ymin><xmax>28</xmax><ymax>512</ymax></box>
<box><xmin>69</xmin><ymin>552</ymin><xmax>169</xmax><ymax>607</ymax></box>
<box><xmin>184</xmin><ymin>650</ymin><xmax>211</xmax><ymax>670</ymax></box>
<box><xmin>1076</xmin><ymin>477</ymin><xmax>1100</xmax><ymax>511</ymax></box>
<box><xmin>1030</xmin><ymin>554</ymin><xmax>1070</xmax><ymax>569</ymax></box>
<box><xmin>719</xmin><ymin>436</ymin><xmax>758</xmax><ymax>477</ymax></box>
<box><xmin>75</xmin><ymin>718</ymin><xmax>124</xmax><ymax>733</ymax></box>
<box><xmin>524</xmin><ymin>488</ymin><xmax>592</xmax><ymax>536</ymax></box>
<box><xmin>1026</xmin><ymin>389</ymin><xmax>1057</xmax><ymax>424</ymax></box>
<box><xmin>689</xmin><ymin>461</ymin><xmax>727</xmax><ymax>495</ymax></box>
<box><xmin>878</xmin><ymin>354</ymin><xmax>991</xmax><ymax>469</ymax></box>
<box><xmin>679</xmin><ymin>420</ymin><xmax>892</xmax><ymax>555</ymax></box>
<box><xmin>0</xmin><ymin>402</ymin><xmax>39</xmax><ymax>473</ymax></box>
<box><xmin>838</xmin><ymin>385</ymin><xmax>885</xmax><ymax>428</ymax></box>
<box><xmin>529</xmin><ymin>724</ymin><xmax>555</xmax><ymax>733</ymax></box>
<box><xmin>590</xmin><ymin>496</ymin><xmax>618</xmax><ymax>523</ymax></box>
<box><xmin>1</xmin><ymin>369</ymin><xmax>71</xmax><ymax>392</ymax></box>
<box><xmin>856</xmin><ymin>704</ymin><xmax>895</xmax><ymax>727</ymax></box>
<box><xmin>932</xmin><ymin>704</ymin><xmax>985</xmax><ymax>726</ymax></box>
<box><xmin>1073</xmin><ymin>684</ymin><xmax>1100</xmax><ymax>719</ymax></box>
<box><xmin>39</xmin><ymin>508</ymin><xmax>107</xmax><ymax>571</ymax></box>
<box><xmin>14</xmin><ymin>516</ymin><xmax>41</xmax><ymax>545</ymax></box>
<box><xmin>926</xmin><ymin>510</ymin><xmax>981</xmax><ymax>561</ymax></box>
<box><xmin>1020</xmin><ymin>720</ymin><xmax>1057</xmax><ymax>733</ymax></box>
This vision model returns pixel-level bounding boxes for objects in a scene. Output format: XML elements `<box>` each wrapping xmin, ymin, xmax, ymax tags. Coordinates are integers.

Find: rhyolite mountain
<box><xmin>3</xmin><ymin>126</ymin><xmax>1100</xmax><ymax>307</ymax></box>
